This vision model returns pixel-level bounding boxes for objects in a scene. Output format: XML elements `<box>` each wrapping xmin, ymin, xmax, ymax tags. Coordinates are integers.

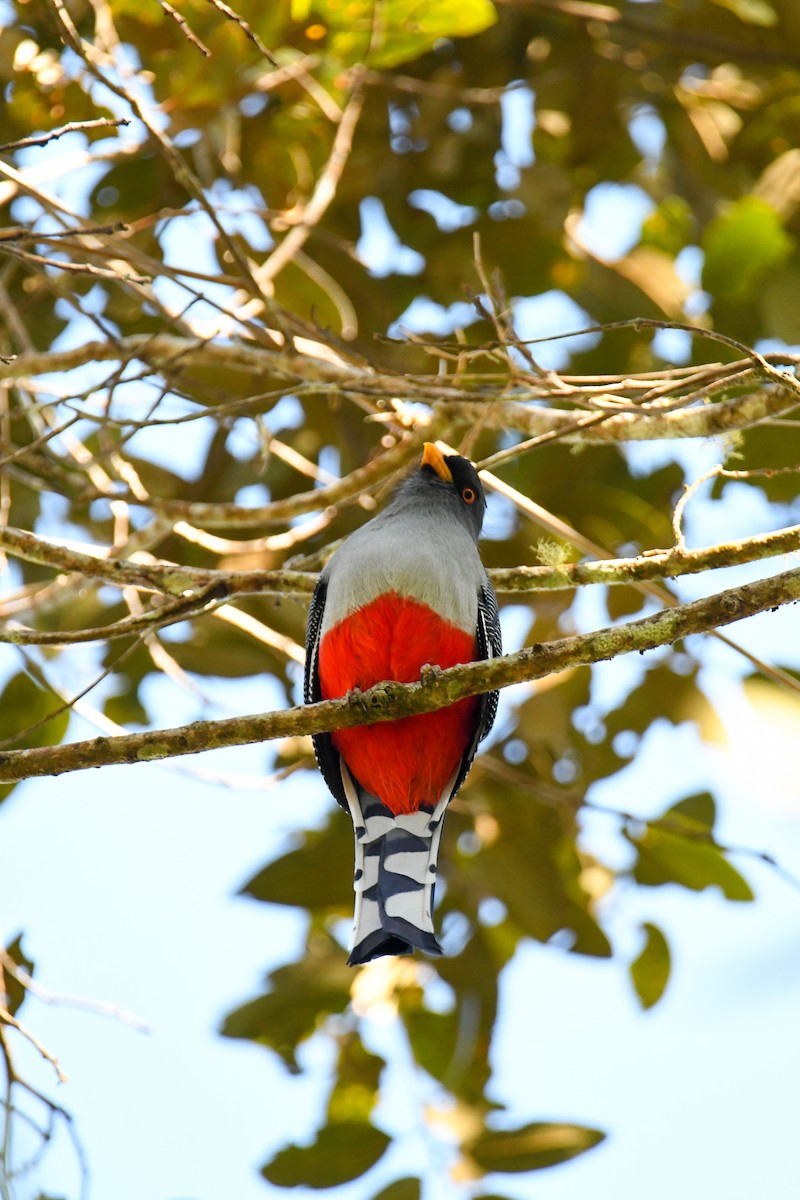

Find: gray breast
<box><xmin>321</xmin><ymin>510</ymin><xmax>485</xmax><ymax>634</ymax></box>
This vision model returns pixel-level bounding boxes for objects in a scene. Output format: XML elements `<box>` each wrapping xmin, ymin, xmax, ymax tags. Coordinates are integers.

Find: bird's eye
<box><xmin>461</xmin><ymin>486</ymin><xmax>476</xmax><ymax>505</ymax></box>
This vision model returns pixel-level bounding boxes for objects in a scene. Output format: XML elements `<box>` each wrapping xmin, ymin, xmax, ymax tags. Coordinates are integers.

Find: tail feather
<box><xmin>340</xmin><ymin>762</ymin><xmax>454</xmax><ymax>967</ymax></box>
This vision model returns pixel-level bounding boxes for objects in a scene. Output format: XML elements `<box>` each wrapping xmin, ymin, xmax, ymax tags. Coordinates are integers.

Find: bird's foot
<box><xmin>420</xmin><ymin>662</ymin><xmax>443</xmax><ymax>687</ymax></box>
<box><xmin>345</xmin><ymin>686</ymin><xmax>369</xmax><ymax>715</ymax></box>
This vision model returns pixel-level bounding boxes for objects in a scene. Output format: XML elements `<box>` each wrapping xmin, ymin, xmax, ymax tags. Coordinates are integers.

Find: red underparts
<box><xmin>318</xmin><ymin>591</ymin><xmax>479</xmax><ymax>815</ymax></box>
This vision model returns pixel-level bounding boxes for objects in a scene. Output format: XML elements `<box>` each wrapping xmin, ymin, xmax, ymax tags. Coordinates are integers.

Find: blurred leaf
<box><xmin>670</xmin><ymin>792</ymin><xmax>717</xmax><ymax>829</ymax></box>
<box><xmin>640</xmin><ymin>195</ymin><xmax>695</xmax><ymax>256</ymax></box>
<box><xmin>262</xmin><ymin>1120</ymin><xmax>390</xmax><ymax>1188</ymax></box>
<box><xmin>307</xmin><ymin>0</ymin><xmax>498</xmax><ymax>71</ymax></box>
<box><xmin>0</xmin><ymin>674</ymin><xmax>70</xmax><ymax>804</ymax></box>
<box><xmin>398</xmin><ymin>998</ymin><xmax>462</xmax><ymax>1091</ymax></box>
<box><xmin>472</xmin><ymin>1195</ymin><xmax>527</xmax><ymax>1200</ymax></box>
<box><xmin>412</xmin><ymin>922</ymin><xmax>509</xmax><ymax>1104</ymax></box>
<box><xmin>466</xmin><ymin>1121</ymin><xmax>605</xmax><ymax>1173</ymax></box>
<box><xmin>242</xmin><ymin>809</ymin><xmax>353</xmax><ymax>911</ymax></box>
<box><xmin>760</xmin><ymin>268</ymin><xmax>800</xmax><ymax>344</ymax></box>
<box><xmin>454</xmin><ymin>770</ymin><xmax>612</xmax><ymax>958</ymax></box>
<box><xmin>2</xmin><ymin>934</ymin><xmax>34</xmax><ymax>1017</ymax></box>
<box><xmin>630</xmin><ymin>922</ymin><xmax>671</xmax><ymax>1010</ymax></box>
<box><xmin>370</xmin><ymin>1179</ymin><xmax>421</xmax><ymax>1200</ymax></box>
<box><xmin>221</xmin><ymin>945</ymin><xmax>353</xmax><ymax>1070</ymax></box>
<box><xmin>702</xmin><ymin>197</ymin><xmax>793</xmax><ymax>304</ymax></box>
<box><xmin>717</xmin><ymin>421</ymin><xmax>800</xmax><ymax>504</ymax></box>
<box><xmin>327</xmin><ymin>1032</ymin><xmax>384</xmax><ymax>1124</ymax></box>
<box><xmin>606</xmin><ymin>584</ymin><xmax>647</xmax><ymax>621</ymax></box>
<box><xmin>711</xmin><ymin>0</ymin><xmax>777</xmax><ymax>26</ymax></box>
<box><xmin>627</xmin><ymin>793</ymin><xmax>754</xmax><ymax>901</ymax></box>
<box><xmin>604</xmin><ymin>660</ymin><xmax>725</xmax><ymax>747</ymax></box>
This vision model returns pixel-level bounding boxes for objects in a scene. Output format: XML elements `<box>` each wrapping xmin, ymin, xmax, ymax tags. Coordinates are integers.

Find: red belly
<box><xmin>318</xmin><ymin>592</ymin><xmax>479</xmax><ymax>814</ymax></box>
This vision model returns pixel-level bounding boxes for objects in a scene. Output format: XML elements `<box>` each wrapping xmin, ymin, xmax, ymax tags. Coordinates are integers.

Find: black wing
<box><xmin>304</xmin><ymin>577</ymin><xmax>348</xmax><ymax>811</ymax></box>
<box><xmin>476</xmin><ymin>580</ymin><xmax>502</xmax><ymax>742</ymax></box>
<box><xmin>448</xmin><ymin>579</ymin><xmax>502</xmax><ymax>800</ymax></box>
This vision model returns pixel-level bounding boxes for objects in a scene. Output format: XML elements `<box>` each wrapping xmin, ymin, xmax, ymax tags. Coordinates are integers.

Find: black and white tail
<box><xmin>340</xmin><ymin>762</ymin><xmax>454</xmax><ymax>966</ymax></box>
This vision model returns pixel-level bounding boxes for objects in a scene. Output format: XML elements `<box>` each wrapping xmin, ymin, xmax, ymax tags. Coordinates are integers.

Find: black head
<box><xmin>416</xmin><ymin>442</ymin><xmax>487</xmax><ymax>539</ymax></box>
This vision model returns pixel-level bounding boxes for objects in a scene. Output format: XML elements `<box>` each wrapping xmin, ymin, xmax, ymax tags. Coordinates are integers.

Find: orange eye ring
<box><xmin>461</xmin><ymin>487</ymin><xmax>476</xmax><ymax>504</ymax></box>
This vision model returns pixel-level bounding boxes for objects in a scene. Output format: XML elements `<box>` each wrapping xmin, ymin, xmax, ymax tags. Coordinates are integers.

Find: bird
<box><xmin>304</xmin><ymin>442</ymin><xmax>501</xmax><ymax>966</ymax></box>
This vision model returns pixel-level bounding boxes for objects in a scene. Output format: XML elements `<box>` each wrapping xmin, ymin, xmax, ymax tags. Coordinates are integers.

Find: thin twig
<box><xmin>0</xmin><ymin>118</ymin><xmax>130</xmax><ymax>154</ymax></box>
<box><xmin>0</xmin><ymin>1007</ymin><xmax>66</xmax><ymax>1084</ymax></box>
<box><xmin>0</xmin><ymin>241</ymin><xmax>149</xmax><ymax>284</ymax></box>
<box><xmin>202</xmin><ymin>0</ymin><xmax>276</xmax><ymax>61</ymax></box>
<box><xmin>0</xmin><ymin>222</ymin><xmax>126</xmax><ymax>244</ymax></box>
<box><xmin>160</xmin><ymin>2</ymin><xmax>211</xmax><ymax>56</ymax></box>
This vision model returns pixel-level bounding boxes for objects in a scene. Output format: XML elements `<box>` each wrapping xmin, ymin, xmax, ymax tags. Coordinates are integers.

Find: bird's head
<box><xmin>403</xmin><ymin>441</ymin><xmax>487</xmax><ymax>540</ymax></box>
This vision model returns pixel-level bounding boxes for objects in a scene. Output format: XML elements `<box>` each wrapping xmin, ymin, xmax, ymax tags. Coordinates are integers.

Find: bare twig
<box><xmin>160</xmin><ymin>2</ymin><xmax>211</xmax><ymax>56</ymax></box>
<box><xmin>0</xmin><ymin>118</ymin><xmax>131</xmax><ymax>154</ymax></box>
<box><xmin>0</xmin><ymin>222</ymin><xmax>126</xmax><ymax>244</ymax></box>
<box><xmin>202</xmin><ymin>0</ymin><xmax>276</xmax><ymax>61</ymax></box>
<box><xmin>0</xmin><ymin>240</ymin><xmax>149</xmax><ymax>284</ymax></box>
<box><xmin>0</xmin><ymin>1007</ymin><xmax>66</xmax><ymax>1084</ymax></box>
<box><xmin>0</xmin><ymin>951</ymin><xmax>151</xmax><ymax>1033</ymax></box>
<box><xmin>1</xmin><ymin>582</ymin><xmax>230</xmax><ymax>645</ymax></box>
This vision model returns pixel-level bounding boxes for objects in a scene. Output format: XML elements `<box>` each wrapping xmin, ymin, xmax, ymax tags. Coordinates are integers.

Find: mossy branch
<box><xmin>1</xmin><ymin>519</ymin><xmax>798</xmax><ymax>646</ymax></box>
<box><xmin>1</xmin><ymin>563</ymin><xmax>797</xmax><ymax>784</ymax></box>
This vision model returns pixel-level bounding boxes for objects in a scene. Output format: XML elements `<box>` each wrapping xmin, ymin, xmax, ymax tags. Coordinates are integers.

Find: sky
<box><xmin>2</xmin><ymin>61</ymin><xmax>800</xmax><ymax>1200</ymax></box>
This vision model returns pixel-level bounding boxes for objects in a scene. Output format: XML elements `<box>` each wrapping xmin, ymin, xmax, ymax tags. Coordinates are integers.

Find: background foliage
<box><xmin>1</xmin><ymin>0</ymin><xmax>800</xmax><ymax>1196</ymax></box>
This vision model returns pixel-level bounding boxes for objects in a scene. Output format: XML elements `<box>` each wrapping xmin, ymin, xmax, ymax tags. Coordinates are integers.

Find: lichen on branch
<box><xmin>1</xmin><ymin>563</ymin><xmax>797</xmax><ymax>784</ymax></box>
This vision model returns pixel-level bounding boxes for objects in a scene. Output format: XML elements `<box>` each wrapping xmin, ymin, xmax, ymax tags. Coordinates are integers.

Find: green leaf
<box><xmin>640</xmin><ymin>195</ymin><xmax>694</xmax><ymax>256</ymax></box>
<box><xmin>466</xmin><ymin>1121</ymin><xmax>606</xmax><ymax>1173</ymax></box>
<box><xmin>630</xmin><ymin>922</ymin><xmax>671</xmax><ymax>1010</ymax></box>
<box><xmin>242</xmin><ymin>811</ymin><xmax>353</xmax><ymax>911</ymax></box>
<box><xmin>711</xmin><ymin>0</ymin><xmax>777</xmax><ymax>26</ymax></box>
<box><xmin>307</xmin><ymin>0</ymin><xmax>497</xmax><ymax>70</ymax></box>
<box><xmin>472</xmin><ymin>1195</ymin><xmax>527</xmax><ymax>1200</ymax></box>
<box><xmin>627</xmin><ymin>793</ymin><xmax>754</xmax><ymax>901</ymax></box>
<box><xmin>717</xmin><ymin>421</ymin><xmax>800</xmax><ymax>505</ymax></box>
<box><xmin>262</xmin><ymin>1121</ymin><xmax>390</xmax><ymax>1188</ymax></box>
<box><xmin>669</xmin><ymin>792</ymin><xmax>716</xmax><ymax>829</ymax></box>
<box><xmin>399</xmin><ymin>1002</ymin><xmax>462</xmax><ymax>1090</ymax></box>
<box><xmin>606</xmin><ymin>584</ymin><xmax>646</xmax><ymax>621</ymax></box>
<box><xmin>2</xmin><ymin>934</ymin><xmax>35</xmax><ymax>1017</ymax></box>
<box><xmin>603</xmin><ymin>663</ymin><xmax>725</xmax><ymax>748</ymax></box>
<box><xmin>453</xmin><ymin>766</ymin><xmax>613</xmax><ymax>960</ymax></box>
<box><xmin>760</xmin><ymin>268</ymin><xmax>800</xmax><ymax>344</ymax></box>
<box><xmin>0</xmin><ymin>674</ymin><xmax>70</xmax><ymax>804</ymax></box>
<box><xmin>220</xmin><ymin>949</ymin><xmax>353</xmax><ymax>1070</ymax></box>
<box><xmin>327</xmin><ymin>1032</ymin><xmax>385</xmax><ymax>1124</ymax></box>
<box><xmin>404</xmin><ymin>922</ymin><xmax>506</xmax><ymax>1105</ymax></box>
<box><xmin>370</xmin><ymin>1179</ymin><xmax>421</xmax><ymax>1200</ymax></box>
<box><xmin>702</xmin><ymin>197</ymin><xmax>793</xmax><ymax>304</ymax></box>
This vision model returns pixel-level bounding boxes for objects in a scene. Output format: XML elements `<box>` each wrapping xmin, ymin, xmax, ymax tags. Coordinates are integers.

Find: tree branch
<box><xmin>2</xmin><ymin>521</ymin><xmax>798</xmax><ymax>638</ymax></box>
<box><xmin>2</xmin><ymin>521</ymin><xmax>799</xmax><ymax>655</ymax></box>
<box><xmin>1</xmin><ymin>563</ymin><xmax>797</xmax><ymax>783</ymax></box>
<box><xmin>0</xmin><ymin>526</ymin><xmax>316</xmax><ymax>598</ymax></box>
<box><xmin>491</xmin><ymin>522</ymin><xmax>800</xmax><ymax>591</ymax></box>
<box><xmin>442</xmin><ymin>384</ymin><xmax>800</xmax><ymax>443</ymax></box>
<box><xmin>4</xmin><ymin>337</ymin><xmax>799</xmax><ymax>516</ymax></box>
